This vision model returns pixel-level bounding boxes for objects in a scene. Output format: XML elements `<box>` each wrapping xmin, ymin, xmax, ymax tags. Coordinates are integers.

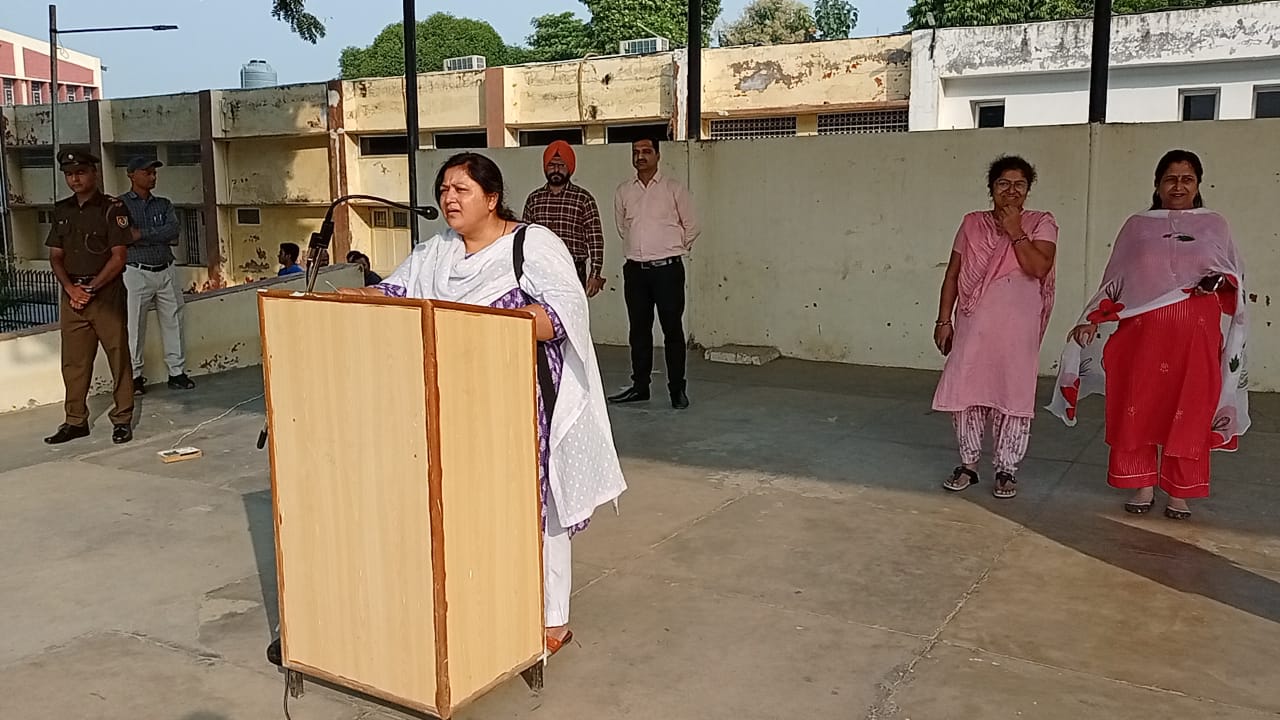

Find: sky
<box><xmin>8</xmin><ymin>0</ymin><xmax>910</xmax><ymax>99</ymax></box>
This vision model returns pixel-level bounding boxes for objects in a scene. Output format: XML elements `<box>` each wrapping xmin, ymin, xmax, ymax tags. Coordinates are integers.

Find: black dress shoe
<box><xmin>44</xmin><ymin>423</ymin><xmax>90</xmax><ymax>445</ymax></box>
<box><xmin>112</xmin><ymin>424</ymin><xmax>133</xmax><ymax>444</ymax></box>
<box><xmin>168</xmin><ymin>373</ymin><xmax>196</xmax><ymax>390</ymax></box>
<box><xmin>671</xmin><ymin>390</ymin><xmax>690</xmax><ymax>410</ymax></box>
<box><xmin>608</xmin><ymin>387</ymin><xmax>650</xmax><ymax>404</ymax></box>
<box><xmin>133</xmin><ymin>376</ymin><xmax>147</xmax><ymax>396</ymax></box>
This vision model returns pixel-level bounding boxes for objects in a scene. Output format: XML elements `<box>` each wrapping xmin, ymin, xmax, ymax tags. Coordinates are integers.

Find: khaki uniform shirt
<box><xmin>44</xmin><ymin>191</ymin><xmax>134</xmax><ymax>277</ymax></box>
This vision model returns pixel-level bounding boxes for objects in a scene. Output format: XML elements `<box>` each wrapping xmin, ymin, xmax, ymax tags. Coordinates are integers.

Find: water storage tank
<box><xmin>240</xmin><ymin>59</ymin><xmax>277</xmax><ymax>89</ymax></box>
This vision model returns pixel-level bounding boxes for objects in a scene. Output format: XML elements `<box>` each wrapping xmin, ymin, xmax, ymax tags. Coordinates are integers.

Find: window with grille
<box><xmin>33</xmin><ymin>85</ymin><xmax>43</xmax><ymax>104</ymax></box>
<box><xmin>606</xmin><ymin>123</ymin><xmax>670</xmax><ymax>144</ymax></box>
<box><xmin>392</xmin><ymin>211</ymin><xmax>410</xmax><ymax>228</ymax></box>
<box><xmin>66</xmin><ymin>86</ymin><xmax>77</xmax><ymax>102</ymax></box>
<box><xmin>1180</xmin><ymin>90</ymin><xmax>1218</xmax><ymax>121</ymax></box>
<box><xmin>519</xmin><ymin>128</ymin><xmax>584</xmax><ymax>147</ymax></box>
<box><xmin>177</xmin><ymin>208</ymin><xmax>204</xmax><ymax>266</ymax></box>
<box><xmin>817</xmin><ymin>109</ymin><xmax>908</xmax><ymax>135</ymax></box>
<box><xmin>974</xmin><ymin>102</ymin><xmax>1006</xmax><ymax>128</ymax></box>
<box><xmin>371</xmin><ymin>209</ymin><xmax>389</xmax><ymax>228</ymax></box>
<box><xmin>83</xmin><ymin>87</ymin><xmax>93</xmax><ymax>101</ymax></box>
<box><xmin>3</xmin><ymin>79</ymin><xmax>13</xmax><ymax>105</ymax></box>
<box><xmin>167</xmin><ymin>143</ymin><xmax>202</xmax><ymax>165</ymax></box>
<box><xmin>433</xmin><ymin>131</ymin><xmax>487</xmax><ymax>149</ymax></box>
<box><xmin>114</xmin><ymin>144</ymin><xmax>159</xmax><ymax>166</ymax></box>
<box><xmin>17</xmin><ymin>147</ymin><xmax>54</xmax><ymax>168</ymax></box>
<box><xmin>708</xmin><ymin>116</ymin><xmax>797</xmax><ymax>140</ymax></box>
<box><xmin>1253</xmin><ymin>87</ymin><xmax>1280</xmax><ymax>119</ymax></box>
<box><xmin>360</xmin><ymin>135</ymin><xmax>408</xmax><ymax>156</ymax></box>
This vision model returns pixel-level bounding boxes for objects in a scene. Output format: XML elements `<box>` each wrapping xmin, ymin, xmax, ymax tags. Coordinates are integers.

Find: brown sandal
<box><xmin>545</xmin><ymin>629</ymin><xmax>574</xmax><ymax>656</ymax></box>
<box><xmin>943</xmin><ymin>466</ymin><xmax>979</xmax><ymax>492</ymax></box>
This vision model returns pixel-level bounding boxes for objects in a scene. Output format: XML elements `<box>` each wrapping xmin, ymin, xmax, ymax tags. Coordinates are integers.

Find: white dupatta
<box><xmin>1046</xmin><ymin>209</ymin><xmax>1250</xmax><ymax>451</ymax></box>
<box><xmin>380</xmin><ymin>225</ymin><xmax>627</xmax><ymax>527</ymax></box>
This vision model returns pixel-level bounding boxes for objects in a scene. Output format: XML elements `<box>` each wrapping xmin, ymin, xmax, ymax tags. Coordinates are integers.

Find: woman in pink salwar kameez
<box><xmin>933</xmin><ymin>156</ymin><xmax>1058</xmax><ymax>499</ymax></box>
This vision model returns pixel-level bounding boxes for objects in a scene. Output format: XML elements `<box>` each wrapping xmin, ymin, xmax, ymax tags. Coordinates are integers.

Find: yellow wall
<box><xmin>221</xmin><ymin>135</ymin><xmax>330</xmax><ymax>205</ymax></box>
<box><xmin>343</xmin><ymin>74</ymin><xmax>485</xmax><ymax>133</ymax></box>
<box><xmin>704</xmin><ymin>35</ymin><xmax>912</xmax><ymax>115</ymax></box>
<box><xmin>214</xmin><ymin>84</ymin><xmax>329</xmax><ymax>138</ymax></box>
<box><xmin>101</xmin><ymin>95</ymin><xmax>201</xmax><ymax>143</ymax></box>
<box><xmin>507</xmin><ymin>55</ymin><xmax>674</xmax><ymax>127</ymax></box>
<box><xmin>0</xmin><ymin>266</ymin><xmax>362</xmax><ymax>413</ymax></box>
<box><xmin>225</xmin><ymin>205</ymin><xmax>328</xmax><ymax>282</ymax></box>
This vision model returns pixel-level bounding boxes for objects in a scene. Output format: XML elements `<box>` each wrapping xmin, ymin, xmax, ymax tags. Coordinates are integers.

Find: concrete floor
<box><xmin>2</xmin><ymin>347</ymin><xmax>1279</xmax><ymax>720</ymax></box>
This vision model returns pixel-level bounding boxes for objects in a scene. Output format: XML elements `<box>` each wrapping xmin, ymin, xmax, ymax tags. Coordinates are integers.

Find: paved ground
<box><xmin>2</xmin><ymin>348</ymin><xmax>1279</xmax><ymax>720</ymax></box>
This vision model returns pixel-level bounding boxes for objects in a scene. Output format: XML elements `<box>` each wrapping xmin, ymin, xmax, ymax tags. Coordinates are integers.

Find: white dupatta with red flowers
<box><xmin>1046</xmin><ymin>209</ymin><xmax>1250</xmax><ymax>450</ymax></box>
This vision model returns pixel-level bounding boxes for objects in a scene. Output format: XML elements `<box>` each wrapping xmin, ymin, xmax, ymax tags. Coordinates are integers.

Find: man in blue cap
<box><xmin>121</xmin><ymin>155</ymin><xmax>195</xmax><ymax>394</ymax></box>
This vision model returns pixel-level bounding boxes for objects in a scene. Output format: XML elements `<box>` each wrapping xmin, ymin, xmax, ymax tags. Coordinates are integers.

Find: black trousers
<box><xmin>623</xmin><ymin>259</ymin><xmax>686</xmax><ymax>393</ymax></box>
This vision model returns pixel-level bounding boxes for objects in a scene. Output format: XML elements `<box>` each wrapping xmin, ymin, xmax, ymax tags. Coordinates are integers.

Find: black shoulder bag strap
<box><xmin>513</xmin><ymin>225</ymin><xmax>558</xmax><ymax>419</ymax></box>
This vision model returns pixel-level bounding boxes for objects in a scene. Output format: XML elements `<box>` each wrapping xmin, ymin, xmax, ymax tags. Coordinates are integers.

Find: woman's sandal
<box><xmin>545</xmin><ymin>629</ymin><xmax>574</xmax><ymax>657</ymax></box>
<box><xmin>943</xmin><ymin>466</ymin><xmax>979</xmax><ymax>492</ymax></box>
<box><xmin>993</xmin><ymin>472</ymin><xmax>1017</xmax><ymax>499</ymax></box>
<box><xmin>1124</xmin><ymin>499</ymin><xmax>1155</xmax><ymax>514</ymax></box>
<box><xmin>1164</xmin><ymin>505</ymin><xmax>1192</xmax><ymax>520</ymax></box>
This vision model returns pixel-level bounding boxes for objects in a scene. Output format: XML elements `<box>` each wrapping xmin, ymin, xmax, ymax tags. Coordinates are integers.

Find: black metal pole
<box><xmin>1088</xmin><ymin>0</ymin><xmax>1113</xmax><ymax>123</ymax></box>
<box><xmin>49</xmin><ymin>4</ymin><xmax>59</xmax><ymax>202</ymax></box>
<box><xmin>686</xmin><ymin>0</ymin><xmax>702</xmax><ymax>141</ymax></box>
<box><xmin>403</xmin><ymin>0</ymin><xmax>420</xmax><ymax>245</ymax></box>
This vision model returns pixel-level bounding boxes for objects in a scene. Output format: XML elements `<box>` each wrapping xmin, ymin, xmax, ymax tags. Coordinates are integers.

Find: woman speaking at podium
<box><xmin>340</xmin><ymin>153</ymin><xmax>626</xmax><ymax>655</ymax></box>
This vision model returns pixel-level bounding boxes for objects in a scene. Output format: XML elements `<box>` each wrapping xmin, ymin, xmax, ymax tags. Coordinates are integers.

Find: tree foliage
<box><xmin>581</xmin><ymin>0</ymin><xmax>723</xmax><ymax>53</ymax></box>
<box><xmin>719</xmin><ymin>0</ymin><xmax>814</xmax><ymax>46</ymax></box>
<box><xmin>339</xmin><ymin>14</ymin><xmax>526</xmax><ymax>79</ymax></box>
<box><xmin>904</xmin><ymin>0</ymin><xmax>1260</xmax><ymax>30</ymax></box>
<box><xmin>527</xmin><ymin>12</ymin><xmax>596</xmax><ymax>61</ymax></box>
<box><xmin>814</xmin><ymin>0</ymin><xmax>859</xmax><ymax>39</ymax></box>
<box><xmin>272</xmin><ymin>0</ymin><xmax>326</xmax><ymax>43</ymax></box>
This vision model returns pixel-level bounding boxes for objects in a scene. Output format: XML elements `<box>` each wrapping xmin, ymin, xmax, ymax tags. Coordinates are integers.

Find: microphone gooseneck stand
<box><xmin>254</xmin><ymin>195</ymin><xmax>439</xmax><ymax>451</ymax></box>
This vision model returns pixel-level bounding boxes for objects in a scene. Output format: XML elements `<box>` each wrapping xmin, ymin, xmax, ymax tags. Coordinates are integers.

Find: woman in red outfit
<box><xmin>1049</xmin><ymin>150</ymin><xmax>1250</xmax><ymax>520</ymax></box>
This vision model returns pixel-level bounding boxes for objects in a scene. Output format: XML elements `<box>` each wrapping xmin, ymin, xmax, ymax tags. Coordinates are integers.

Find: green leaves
<box><xmin>904</xmin><ymin>0</ymin><xmax>1262</xmax><ymax>31</ymax></box>
<box><xmin>272</xmin><ymin>0</ymin><xmax>326</xmax><ymax>44</ymax></box>
<box><xmin>814</xmin><ymin>0</ymin><xmax>858</xmax><ymax>39</ymax></box>
<box><xmin>527</xmin><ymin>12</ymin><xmax>596</xmax><ymax>62</ymax></box>
<box><xmin>339</xmin><ymin>14</ymin><xmax>526</xmax><ymax>79</ymax></box>
<box><xmin>582</xmin><ymin>0</ymin><xmax>723</xmax><ymax>52</ymax></box>
<box><xmin>719</xmin><ymin>0</ymin><xmax>815</xmax><ymax>47</ymax></box>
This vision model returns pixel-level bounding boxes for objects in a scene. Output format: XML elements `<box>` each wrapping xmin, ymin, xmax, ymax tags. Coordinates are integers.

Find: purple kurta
<box><xmin>372</xmin><ymin>282</ymin><xmax>589</xmax><ymax>536</ymax></box>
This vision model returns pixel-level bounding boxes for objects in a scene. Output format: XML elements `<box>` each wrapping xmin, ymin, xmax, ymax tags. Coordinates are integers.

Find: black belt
<box><xmin>69</xmin><ymin>275</ymin><xmax>96</xmax><ymax>285</ymax></box>
<box><xmin>627</xmin><ymin>257</ymin><xmax>682</xmax><ymax>269</ymax></box>
<box><xmin>128</xmin><ymin>261</ymin><xmax>172</xmax><ymax>272</ymax></box>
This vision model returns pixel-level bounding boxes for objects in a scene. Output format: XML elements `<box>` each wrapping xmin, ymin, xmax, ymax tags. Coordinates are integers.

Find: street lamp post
<box><xmin>47</xmin><ymin>4</ymin><xmax>177</xmax><ymax>198</ymax></box>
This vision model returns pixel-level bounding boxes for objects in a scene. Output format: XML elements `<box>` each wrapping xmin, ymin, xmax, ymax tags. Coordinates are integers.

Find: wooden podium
<box><xmin>258</xmin><ymin>290</ymin><xmax>545</xmax><ymax>718</ymax></box>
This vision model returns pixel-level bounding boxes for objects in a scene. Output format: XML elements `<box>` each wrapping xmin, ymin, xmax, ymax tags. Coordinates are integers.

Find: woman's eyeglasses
<box><xmin>994</xmin><ymin>180</ymin><xmax>1029</xmax><ymax>192</ymax></box>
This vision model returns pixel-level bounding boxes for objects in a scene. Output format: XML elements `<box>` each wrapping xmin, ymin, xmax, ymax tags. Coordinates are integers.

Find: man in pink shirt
<box><xmin>610</xmin><ymin>137</ymin><xmax>700</xmax><ymax>409</ymax></box>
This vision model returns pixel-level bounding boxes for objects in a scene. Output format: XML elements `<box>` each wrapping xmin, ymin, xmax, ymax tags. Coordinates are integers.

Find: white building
<box><xmin>909</xmin><ymin>1</ymin><xmax>1280</xmax><ymax>130</ymax></box>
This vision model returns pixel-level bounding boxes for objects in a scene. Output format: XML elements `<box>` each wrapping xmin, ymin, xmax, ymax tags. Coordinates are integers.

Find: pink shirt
<box><xmin>613</xmin><ymin>170</ymin><xmax>700</xmax><ymax>262</ymax></box>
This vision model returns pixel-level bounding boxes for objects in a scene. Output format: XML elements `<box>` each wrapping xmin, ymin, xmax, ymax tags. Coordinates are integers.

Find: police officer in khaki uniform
<box><xmin>43</xmin><ymin>147</ymin><xmax>136</xmax><ymax>445</ymax></box>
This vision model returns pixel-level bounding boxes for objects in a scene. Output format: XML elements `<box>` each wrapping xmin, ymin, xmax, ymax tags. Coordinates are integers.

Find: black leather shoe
<box><xmin>168</xmin><ymin>373</ymin><xmax>196</xmax><ymax>390</ymax></box>
<box><xmin>133</xmin><ymin>376</ymin><xmax>146</xmax><ymax>396</ymax></box>
<box><xmin>608</xmin><ymin>387</ymin><xmax>650</xmax><ymax>404</ymax></box>
<box><xmin>112</xmin><ymin>424</ymin><xmax>133</xmax><ymax>444</ymax></box>
<box><xmin>671</xmin><ymin>390</ymin><xmax>690</xmax><ymax>410</ymax></box>
<box><xmin>44</xmin><ymin>423</ymin><xmax>90</xmax><ymax>445</ymax></box>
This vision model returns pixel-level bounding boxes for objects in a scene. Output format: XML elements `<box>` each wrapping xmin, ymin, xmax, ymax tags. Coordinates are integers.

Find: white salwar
<box><xmin>380</xmin><ymin>224</ymin><xmax>627</xmax><ymax>625</ymax></box>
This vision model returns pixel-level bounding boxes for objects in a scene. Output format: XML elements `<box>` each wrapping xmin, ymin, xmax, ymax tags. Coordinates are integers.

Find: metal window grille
<box><xmin>372</xmin><ymin>209</ymin><xmax>389</xmax><ymax>228</ymax></box>
<box><xmin>178</xmin><ymin>208</ymin><xmax>204</xmax><ymax>266</ymax></box>
<box><xmin>17</xmin><ymin>147</ymin><xmax>53</xmax><ymax>168</ymax></box>
<box><xmin>708</xmin><ymin>116</ymin><xmax>797</xmax><ymax>140</ymax></box>
<box><xmin>33</xmin><ymin>85</ymin><xmax>42</xmax><ymax>104</ymax></box>
<box><xmin>0</xmin><ymin>264</ymin><xmax>60</xmax><ymax>331</ymax></box>
<box><xmin>392</xmin><ymin>211</ymin><xmax>410</xmax><ymax>228</ymax></box>
<box><xmin>817</xmin><ymin>109</ymin><xmax>909</xmax><ymax>135</ymax></box>
<box><xmin>114</xmin><ymin>144</ymin><xmax>159</xmax><ymax>166</ymax></box>
<box><xmin>167</xmin><ymin>143</ymin><xmax>202</xmax><ymax>165</ymax></box>
<box><xmin>3</xmin><ymin>79</ymin><xmax>13</xmax><ymax>105</ymax></box>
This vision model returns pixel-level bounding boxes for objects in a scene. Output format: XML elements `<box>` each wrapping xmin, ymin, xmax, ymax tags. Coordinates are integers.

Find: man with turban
<box><xmin>523</xmin><ymin>140</ymin><xmax>607</xmax><ymax>297</ymax></box>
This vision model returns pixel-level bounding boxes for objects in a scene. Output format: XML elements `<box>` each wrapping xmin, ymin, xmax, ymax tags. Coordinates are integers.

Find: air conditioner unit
<box><xmin>443</xmin><ymin>55</ymin><xmax>487</xmax><ymax>72</ymax></box>
<box><xmin>619</xmin><ymin>37</ymin><xmax>670</xmax><ymax>55</ymax></box>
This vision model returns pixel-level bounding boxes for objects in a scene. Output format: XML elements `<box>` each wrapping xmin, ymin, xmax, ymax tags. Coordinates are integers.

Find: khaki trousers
<box><xmin>60</xmin><ymin>279</ymin><xmax>134</xmax><ymax>427</ymax></box>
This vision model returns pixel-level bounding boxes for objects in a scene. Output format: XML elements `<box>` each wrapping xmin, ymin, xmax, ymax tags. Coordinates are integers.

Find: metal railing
<box><xmin>0</xmin><ymin>262</ymin><xmax>60</xmax><ymax>332</ymax></box>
